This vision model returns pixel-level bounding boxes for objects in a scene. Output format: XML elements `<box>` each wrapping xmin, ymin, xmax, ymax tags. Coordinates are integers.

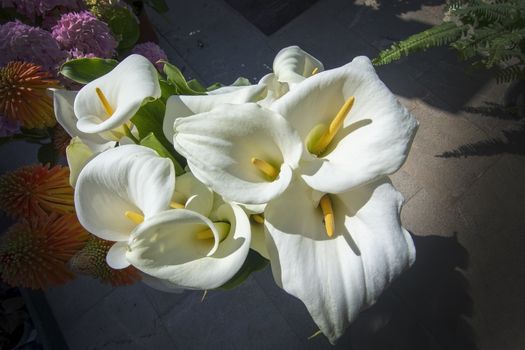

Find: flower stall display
<box><xmin>0</xmin><ymin>45</ymin><xmax>417</xmax><ymax>343</ymax></box>
<box><xmin>0</xmin><ymin>0</ymin><xmax>168</xmax><ymax>163</ymax></box>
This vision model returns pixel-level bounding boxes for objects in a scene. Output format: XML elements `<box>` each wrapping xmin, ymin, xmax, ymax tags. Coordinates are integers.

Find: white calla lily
<box><xmin>264</xmin><ymin>177</ymin><xmax>415</xmax><ymax>344</ymax></box>
<box><xmin>126</xmin><ymin>204</ymin><xmax>251</xmax><ymax>290</ymax></box>
<box><xmin>74</xmin><ymin>54</ymin><xmax>161</xmax><ymax>139</ymax></box>
<box><xmin>163</xmin><ymin>84</ymin><xmax>265</xmax><ymax>141</ymax></box>
<box><xmin>273</xmin><ymin>45</ymin><xmax>324</xmax><ymax>86</ymax></box>
<box><xmin>172</xmin><ymin>103</ymin><xmax>303</xmax><ymax>205</ymax></box>
<box><xmin>171</xmin><ymin>172</ymin><xmax>214</xmax><ymax>217</ymax></box>
<box><xmin>52</xmin><ymin>89</ymin><xmax>115</xmax><ymax>153</ymax></box>
<box><xmin>272</xmin><ymin>56</ymin><xmax>418</xmax><ymax>194</ymax></box>
<box><xmin>66</xmin><ymin>137</ymin><xmax>94</xmax><ymax>187</ymax></box>
<box><xmin>239</xmin><ymin>204</ymin><xmax>269</xmax><ymax>259</ymax></box>
<box><xmin>257</xmin><ymin>46</ymin><xmax>323</xmax><ymax>107</ymax></box>
<box><xmin>74</xmin><ymin>144</ymin><xmax>175</xmax><ymax>242</ymax></box>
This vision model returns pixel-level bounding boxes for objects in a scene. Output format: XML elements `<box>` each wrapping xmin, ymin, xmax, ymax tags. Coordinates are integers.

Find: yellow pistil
<box><xmin>251</xmin><ymin>158</ymin><xmax>278</xmax><ymax>181</ymax></box>
<box><xmin>309</xmin><ymin>96</ymin><xmax>355</xmax><ymax>156</ymax></box>
<box><xmin>311</xmin><ymin>67</ymin><xmax>319</xmax><ymax>76</ymax></box>
<box><xmin>319</xmin><ymin>195</ymin><xmax>334</xmax><ymax>238</ymax></box>
<box><xmin>95</xmin><ymin>87</ymin><xmax>114</xmax><ymax>116</ymax></box>
<box><xmin>196</xmin><ymin>222</ymin><xmax>230</xmax><ymax>242</ymax></box>
<box><xmin>251</xmin><ymin>214</ymin><xmax>264</xmax><ymax>224</ymax></box>
<box><xmin>124</xmin><ymin>210</ymin><xmax>144</xmax><ymax>224</ymax></box>
<box><xmin>170</xmin><ymin>201</ymin><xmax>185</xmax><ymax>209</ymax></box>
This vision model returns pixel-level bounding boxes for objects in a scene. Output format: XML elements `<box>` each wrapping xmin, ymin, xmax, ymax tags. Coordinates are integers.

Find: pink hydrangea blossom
<box><xmin>51</xmin><ymin>11</ymin><xmax>117</xmax><ymax>59</ymax></box>
<box><xmin>131</xmin><ymin>42</ymin><xmax>168</xmax><ymax>71</ymax></box>
<box><xmin>0</xmin><ymin>21</ymin><xmax>67</xmax><ymax>73</ymax></box>
<box><xmin>1</xmin><ymin>0</ymin><xmax>81</xmax><ymax>21</ymax></box>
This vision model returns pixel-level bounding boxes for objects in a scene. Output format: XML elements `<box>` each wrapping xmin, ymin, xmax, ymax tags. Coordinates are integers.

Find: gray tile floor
<box><xmin>39</xmin><ymin>0</ymin><xmax>525</xmax><ymax>349</ymax></box>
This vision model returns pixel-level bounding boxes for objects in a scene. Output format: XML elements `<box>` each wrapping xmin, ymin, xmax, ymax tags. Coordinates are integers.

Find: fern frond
<box><xmin>372</xmin><ymin>22</ymin><xmax>466</xmax><ymax>65</ymax></box>
<box><xmin>453</xmin><ymin>3</ymin><xmax>521</xmax><ymax>22</ymax></box>
<box><xmin>496</xmin><ymin>64</ymin><xmax>524</xmax><ymax>83</ymax></box>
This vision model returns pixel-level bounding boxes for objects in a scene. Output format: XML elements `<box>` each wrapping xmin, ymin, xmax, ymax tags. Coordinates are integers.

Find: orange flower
<box><xmin>0</xmin><ymin>61</ymin><xmax>60</xmax><ymax>129</ymax></box>
<box><xmin>69</xmin><ymin>236</ymin><xmax>142</xmax><ymax>286</ymax></box>
<box><xmin>0</xmin><ymin>164</ymin><xmax>74</xmax><ymax>220</ymax></box>
<box><xmin>0</xmin><ymin>214</ymin><xmax>89</xmax><ymax>289</ymax></box>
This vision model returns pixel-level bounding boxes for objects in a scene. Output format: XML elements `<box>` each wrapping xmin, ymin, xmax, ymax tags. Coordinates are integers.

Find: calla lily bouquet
<box><xmin>53</xmin><ymin>46</ymin><xmax>418</xmax><ymax>344</ymax></box>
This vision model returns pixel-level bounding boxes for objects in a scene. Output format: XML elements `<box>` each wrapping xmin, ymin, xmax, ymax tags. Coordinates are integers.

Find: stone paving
<box><xmin>34</xmin><ymin>0</ymin><xmax>525</xmax><ymax>349</ymax></box>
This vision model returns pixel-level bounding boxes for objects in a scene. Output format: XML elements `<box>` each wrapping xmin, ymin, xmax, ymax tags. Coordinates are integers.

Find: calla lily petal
<box><xmin>106</xmin><ymin>241</ymin><xmax>131</xmax><ymax>269</ymax></box>
<box><xmin>74</xmin><ymin>144</ymin><xmax>175</xmax><ymax>242</ymax></box>
<box><xmin>163</xmin><ymin>84</ymin><xmax>266</xmax><ymax>141</ymax></box>
<box><xmin>126</xmin><ymin>205</ymin><xmax>251</xmax><ymax>290</ymax></box>
<box><xmin>173</xmin><ymin>103</ymin><xmax>303</xmax><ymax>204</ymax></box>
<box><xmin>66</xmin><ymin>137</ymin><xmax>94</xmax><ymax>187</ymax></box>
<box><xmin>173</xmin><ymin>172</ymin><xmax>214</xmax><ymax>217</ymax></box>
<box><xmin>273</xmin><ymin>56</ymin><xmax>418</xmax><ymax>193</ymax></box>
<box><xmin>256</xmin><ymin>73</ymin><xmax>290</xmax><ymax>108</ymax></box>
<box><xmin>264</xmin><ymin>177</ymin><xmax>415</xmax><ymax>344</ymax></box>
<box><xmin>249</xmin><ymin>217</ymin><xmax>269</xmax><ymax>260</ymax></box>
<box><xmin>74</xmin><ymin>54</ymin><xmax>161</xmax><ymax>137</ymax></box>
<box><xmin>273</xmin><ymin>46</ymin><xmax>324</xmax><ymax>86</ymax></box>
<box><xmin>52</xmin><ymin>88</ymin><xmax>115</xmax><ymax>152</ymax></box>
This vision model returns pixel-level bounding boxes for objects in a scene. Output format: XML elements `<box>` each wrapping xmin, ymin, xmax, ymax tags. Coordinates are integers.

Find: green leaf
<box><xmin>163</xmin><ymin>62</ymin><xmax>205</xmax><ymax>95</ymax></box>
<box><xmin>219</xmin><ymin>250</ymin><xmax>269</xmax><ymax>290</ymax></box>
<box><xmin>140</xmin><ymin>133</ymin><xmax>184</xmax><ymax>175</ymax></box>
<box><xmin>159</xmin><ymin>79</ymin><xmax>178</xmax><ymax>102</ymax></box>
<box><xmin>60</xmin><ymin>58</ymin><xmax>118</xmax><ymax>84</ymax></box>
<box><xmin>106</xmin><ymin>6</ymin><xmax>140</xmax><ymax>52</ymax></box>
<box><xmin>231</xmin><ymin>77</ymin><xmax>252</xmax><ymax>86</ymax></box>
<box><xmin>37</xmin><ymin>143</ymin><xmax>59</xmax><ymax>165</ymax></box>
<box><xmin>187</xmin><ymin>79</ymin><xmax>207</xmax><ymax>93</ymax></box>
<box><xmin>206</xmin><ymin>82</ymin><xmax>223</xmax><ymax>91</ymax></box>
<box><xmin>131</xmin><ymin>99</ymin><xmax>187</xmax><ymax>171</ymax></box>
<box><xmin>372</xmin><ymin>22</ymin><xmax>465</xmax><ymax>65</ymax></box>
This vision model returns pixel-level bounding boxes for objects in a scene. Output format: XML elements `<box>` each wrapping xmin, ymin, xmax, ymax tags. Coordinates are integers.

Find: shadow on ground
<box><xmin>329</xmin><ymin>234</ymin><xmax>475</xmax><ymax>350</ymax></box>
<box><xmin>438</xmin><ymin>102</ymin><xmax>525</xmax><ymax>158</ymax></box>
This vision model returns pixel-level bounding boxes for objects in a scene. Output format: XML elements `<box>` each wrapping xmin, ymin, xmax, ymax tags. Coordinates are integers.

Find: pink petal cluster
<box><xmin>131</xmin><ymin>42</ymin><xmax>168</xmax><ymax>71</ymax></box>
<box><xmin>1</xmin><ymin>0</ymin><xmax>81</xmax><ymax>21</ymax></box>
<box><xmin>0</xmin><ymin>21</ymin><xmax>67</xmax><ymax>73</ymax></box>
<box><xmin>51</xmin><ymin>11</ymin><xmax>117</xmax><ymax>59</ymax></box>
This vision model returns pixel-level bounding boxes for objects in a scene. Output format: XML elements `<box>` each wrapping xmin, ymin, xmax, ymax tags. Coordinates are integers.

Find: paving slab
<box><xmin>33</xmin><ymin>0</ymin><xmax>525</xmax><ymax>349</ymax></box>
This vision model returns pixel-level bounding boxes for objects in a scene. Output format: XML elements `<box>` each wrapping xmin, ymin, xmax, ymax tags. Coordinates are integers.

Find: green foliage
<box><xmin>104</xmin><ymin>6</ymin><xmax>140</xmax><ymax>52</ymax></box>
<box><xmin>59</xmin><ymin>58</ymin><xmax>118</xmax><ymax>84</ymax></box>
<box><xmin>373</xmin><ymin>22</ymin><xmax>465</xmax><ymax>65</ymax></box>
<box><xmin>131</xmin><ymin>99</ymin><xmax>187</xmax><ymax>171</ymax></box>
<box><xmin>373</xmin><ymin>0</ymin><xmax>525</xmax><ymax>83</ymax></box>
<box><xmin>139</xmin><ymin>133</ymin><xmax>185</xmax><ymax>175</ymax></box>
<box><xmin>162</xmin><ymin>61</ymin><xmax>206</xmax><ymax>95</ymax></box>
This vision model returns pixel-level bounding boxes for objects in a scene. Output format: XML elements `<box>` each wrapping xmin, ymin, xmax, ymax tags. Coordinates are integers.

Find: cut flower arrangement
<box><xmin>3</xmin><ymin>43</ymin><xmax>419</xmax><ymax>343</ymax></box>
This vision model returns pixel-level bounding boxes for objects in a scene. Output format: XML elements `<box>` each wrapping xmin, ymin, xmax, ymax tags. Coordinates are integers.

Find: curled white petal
<box><xmin>106</xmin><ymin>241</ymin><xmax>131</xmax><ymax>269</ymax></box>
<box><xmin>52</xmin><ymin>88</ymin><xmax>115</xmax><ymax>152</ymax></box>
<box><xmin>173</xmin><ymin>172</ymin><xmax>214</xmax><ymax>217</ymax></box>
<box><xmin>74</xmin><ymin>144</ymin><xmax>175</xmax><ymax>241</ymax></box>
<box><xmin>163</xmin><ymin>84</ymin><xmax>265</xmax><ymax>141</ymax></box>
<box><xmin>173</xmin><ymin>103</ymin><xmax>303</xmax><ymax>204</ymax></box>
<box><xmin>273</xmin><ymin>46</ymin><xmax>324</xmax><ymax>87</ymax></box>
<box><xmin>126</xmin><ymin>205</ymin><xmax>251</xmax><ymax>290</ymax></box>
<box><xmin>74</xmin><ymin>55</ymin><xmax>161</xmax><ymax>137</ymax></box>
<box><xmin>264</xmin><ymin>177</ymin><xmax>415</xmax><ymax>344</ymax></box>
<box><xmin>273</xmin><ymin>56</ymin><xmax>418</xmax><ymax>193</ymax></box>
